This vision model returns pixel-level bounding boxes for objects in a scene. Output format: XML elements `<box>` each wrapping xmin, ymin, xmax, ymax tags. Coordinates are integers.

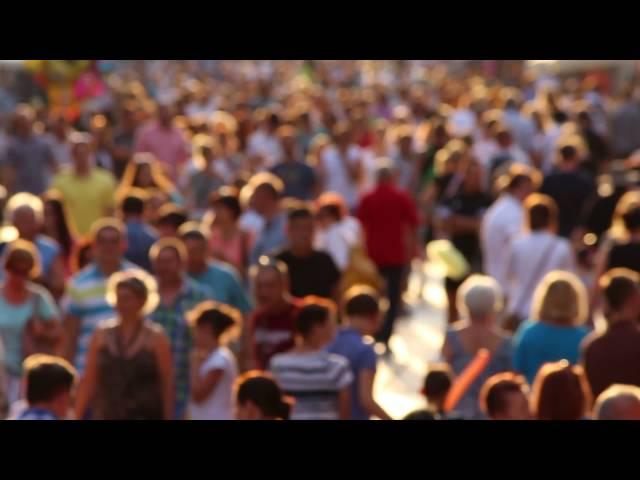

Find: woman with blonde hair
<box><xmin>531</xmin><ymin>360</ymin><xmax>593</xmax><ymax>420</ymax></box>
<box><xmin>117</xmin><ymin>152</ymin><xmax>184</xmax><ymax>206</ymax></box>
<box><xmin>513</xmin><ymin>270</ymin><xmax>591</xmax><ymax>384</ymax></box>
<box><xmin>75</xmin><ymin>268</ymin><xmax>174</xmax><ymax>420</ymax></box>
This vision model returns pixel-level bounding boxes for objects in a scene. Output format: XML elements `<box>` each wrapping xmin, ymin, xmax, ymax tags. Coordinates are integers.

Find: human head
<box><xmin>150</xmin><ymin>237</ymin><xmax>187</xmax><ymax>284</ymax></box>
<box><xmin>480</xmin><ymin>372</ymin><xmax>531</xmax><ymax>420</ymax></box>
<box><xmin>495</xmin><ymin>125</ymin><xmax>513</xmax><ymax>148</ymax></box>
<box><xmin>295</xmin><ymin>297</ymin><xmax>337</xmax><ymax>348</ymax></box>
<box><xmin>622</xmin><ymin>204</ymin><xmax>640</xmax><ymax>234</ymax></box>
<box><xmin>558</xmin><ymin>143</ymin><xmax>580</xmax><ymax>168</ymax></box>
<box><xmin>277</xmin><ymin>125</ymin><xmax>297</xmax><ymax>158</ymax></box>
<box><xmin>187</xmin><ymin>300</ymin><xmax>241</xmax><ymax>350</ymax></box>
<box><xmin>119</xmin><ymin>188</ymin><xmax>150</xmax><ymax>220</ymax></box>
<box><xmin>157</xmin><ymin>102</ymin><xmax>174</xmax><ymax>128</ymax></box>
<box><xmin>23</xmin><ymin>354</ymin><xmax>77</xmax><ymax>419</ymax></box>
<box><xmin>235</xmin><ymin>371</ymin><xmax>293</xmax><ymax>420</ymax></box>
<box><xmin>456</xmin><ymin>274</ymin><xmax>503</xmax><ymax>324</ymax></box>
<box><xmin>13</xmin><ymin>104</ymin><xmax>34</xmax><ymax>137</ymax></box>
<box><xmin>314</xmin><ymin>192</ymin><xmax>347</xmax><ymax>229</ymax></box>
<box><xmin>375</xmin><ymin>158</ymin><xmax>396</xmax><ymax>185</ymax></box>
<box><xmin>593</xmin><ymin>384</ymin><xmax>640</xmax><ymax>420</ymax></box>
<box><xmin>69</xmin><ymin>132</ymin><xmax>93</xmax><ymax>173</ymax></box>
<box><xmin>342</xmin><ymin>285</ymin><xmax>386</xmax><ymax>336</ymax></box>
<box><xmin>178</xmin><ymin>223</ymin><xmax>209</xmax><ymax>273</ymax></box>
<box><xmin>530</xmin><ymin>361</ymin><xmax>592</xmax><ymax>420</ymax></box>
<box><xmin>599</xmin><ymin>268</ymin><xmax>640</xmax><ymax>322</ymax></box>
<box><xmin>89</xmin><ymin>218</ymin><xmax>126</xmax><ymax>267</ymax></box>
<box><xmin>210</xmin><ymin>187</ymin><xmax>242</xmax><ymax>225</ymax></box>
<box><xmin>503</xmin><ymin>164</ymin><xmax>540</xmax><ymax>201</ymax></box>
<box><xmin>3</xmin><ymin>239</ymin><xmax>41</xmax><ymax>287</ymax></box>
<box><xmin>70</xmin><ymin>237</ymin><xmax>93</xmax><ymax>273</ymax></box>
<box><xmin>250</xmin><ymin>256</ymin><xmax>290</xmax><ymax>310</ymax></box>
<box><xmin>248</xmin><ymin>173</ymin><xmax>283</xmax><ymax>217</ymax></box>
<box><xmin>422</xmin><ymin>363</ymin><xmax>453</xmax><ymax>413</ymax></box>
<box><xmin>530</xmin><ymin>270</ymin><xmax>588</xmax><ymax>327</ymax></box>
<box><xmin>6</xmin><ymin>192</ymin><xmax>44</xmax><ymax>241</ymax></box>
<box><xmin>286</xmin><ymin>203</ymin><xmax>315</xmax><ymax>253</ymax></box>
<box><xmin>156</xmin><ymin>204</ymin><xmax>188</xmax><ymax>238</ymax></box>
<box><xmin>106</xmin><ymin>268</ymin><xmax>159</xmax><ymax>320</ymax></box>
<box><xmin>524</xmin><ymin>193</ymin><xmax>558</xmax><ymax>233</ymax></box>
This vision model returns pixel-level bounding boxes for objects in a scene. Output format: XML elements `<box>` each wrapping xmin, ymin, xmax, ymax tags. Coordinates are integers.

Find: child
<box><xmin>328</xmin><ymin>285</ymin><xmax>391</xmax><ymax>420</ymax></box>
<box><xmin>479</xmin><ymin>372</ymin><xmax>532</xmax><ymax>420</ymax></box>
<box><xmin>404</xmin><ymin>363</ymin><xmax>455</xmax><ymax>420</ymax></box>
<box><xmin>187</xmin><ymin>301</ymin><xmax>240</xmax><ymax>420</ymax></box>
<box><xmin>13</xmin><ymin>354</ymin><xmax>77</xmax><ymax>420</ymax></box>
<box><xmin>235</xmin><ymin>370</ymin><xmax>293</xmax><ymax>420</ymax></box>
<box><xmin>270</xmin><ymin>297</ymin><xmax>353</xmax><ymax>420</ymax></box>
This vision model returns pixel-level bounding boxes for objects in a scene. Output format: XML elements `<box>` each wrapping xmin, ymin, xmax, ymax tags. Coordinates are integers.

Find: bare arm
<box><xmin>47</xmin><ymin>255</ymin><xmax>66</xmax><ymax>301</ymax></box>
<box><xmin>191</xmin><ymin>366</ymin><xmax>223</xmax><ymax>404</ymax></box>
<box><xmin>1</xmin><ymin>164</ymin><xmax>15</xmax><ymax>195</ymax></box>
<box><xmin>338</xmin><ymin>387</ymin><xmax>352</xmax><ymax>420</ymax></box>
<box><xmin>155</xmin><ymin>333</ymin><xmax>175</xmax><ymax>420</ymax></box>
<box><xmin>63</xmin><ymin>314</ymin><xmax>81</xmax><ymax>363</ymax></box>
<box><xmin>74</xmin><ymin>332</ymin><xmax>101</xmax><ymax>420</ymax></box>
<box><xmin>358</xmin><ymin>369</ymin><xmax>391</xmax><ymax>420</ymax></box>
<box><xmin>449</xmin><ymin>215</ymin><xmax>482</xmax><ymax>235</ymax></box>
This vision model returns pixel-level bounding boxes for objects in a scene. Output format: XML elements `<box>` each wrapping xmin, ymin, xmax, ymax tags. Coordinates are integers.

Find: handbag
<box><xmin>22</xmin><ymin>292</ymin><xmax>60</xmax><ymax>359</ymax></box>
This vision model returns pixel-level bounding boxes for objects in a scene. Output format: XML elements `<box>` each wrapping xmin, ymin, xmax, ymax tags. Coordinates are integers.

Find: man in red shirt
<box><xmin>357</xmin><ymin>160</ymin><xmax>419</xmax><ymax>352</ymax></box>
<box><xmin>247</xmin><ymin>257</ymin><xmax>302</xmax><ymax>370</ymax></box>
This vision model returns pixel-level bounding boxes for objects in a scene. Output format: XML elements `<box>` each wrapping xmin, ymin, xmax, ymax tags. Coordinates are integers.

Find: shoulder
<box><xmin>186</xmin><ymin>278</ymin><xmax>214</xmax><ymax>299</ymax></box>
<box><xmin>27</xmin><ymin>282</ymin><xmax>56</xmax><ymax>304</ymax></box>
<box><xmin>327</xmin><ymin>352</ymin><xmax>351</xmax><ymax>369</ymax></box>
<box><xmin>580</xmin><ymin>330</ymin><xmax>603</xmax><ymax>354</ymax></box>
<box><xmin>209</xmin><ymin>261</ymin><xmax>241</xmax><ymax>281</ymax></box>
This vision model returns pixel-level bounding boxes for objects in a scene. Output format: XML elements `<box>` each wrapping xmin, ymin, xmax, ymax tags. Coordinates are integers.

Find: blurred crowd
<box><xmin>1</xmin><ymin>60</ymin><xmax>640</xmax><ymax>420</ymax></box>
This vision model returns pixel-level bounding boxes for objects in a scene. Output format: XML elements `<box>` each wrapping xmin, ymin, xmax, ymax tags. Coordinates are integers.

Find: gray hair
<box><xmin>456</xmin><ymin>274</ymin><xmax>503</xmax><ymax>320</ymax></box>
<box><xmin>594</xmin><ymin>384</ymin><xmax>640</xmax><ymax>420</ymax></box>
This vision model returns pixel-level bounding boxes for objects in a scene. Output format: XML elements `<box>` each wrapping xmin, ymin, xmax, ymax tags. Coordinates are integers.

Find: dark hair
<box><xmin>157</xmin><ymin>205</ymin><xmax>188</xmax><ymax>231</ymax></box>
<box><xmin>249</xmin><ymin>256</ymin><xmax>289</xmax><ymax>281</ymax></box>
<box><xmin>600</xmin><ymin>268</ymin><xmax>640</xmax><ymax>313</ymax></box>
<box><xmin>508</xmin><ymin>173</ymin><xmax>533</xmax><ymax>192</ymax></box>
<box><xmin>236</xmin><ymin>371</ymin><xmax>293</xmax><ymax>420</ymax></box>
<box><xmin>552</xmin><ymin>111</ymin><xmax>568</xmax><ymax>124</ymax></box>
<box><xmin>480</xmin><ymin>373</ymin><xmax>528</xmax><ymax>418</ymax></box>
<box><xmin>121</xmin><ymin>194</ymin><xmax>146</xmax><ymax>217</ymax></box>
<box><xmin>42</xmin><ymin>192</ymin><xmax>73</xmax><ymax>259</ymax></box>
<box><xmin>211</xmin><ymin>188</ymin><xmax>242</xmax><ymax>220</ymax></box>
<box><xmin>287</xmin><ymin>204</ymin><xmax>313</xmax><ymax>222</ymax></box>
<box><xmin>254</xmin><ymin>182</ymin><xmax>279</xmax><ymax>200</ymax></box>
<box><xmin>70</xmin><ymin>237</ymin><xmax>92</xmax><ymax>273</ymax></box>
<box><xmin>187</xmin><ymin>300</ymin><xmax>241</xmax><ymax>339</ymax></box>
<box><xmin>423</xmin><ymin>364</ymin><xmax>453</xmax><ymax>401</ymax></box>
<box><xmin>531</xmin><ymin>361</ymin><xmax>592</xmax><ymax>420</ymax></box>
<box><xmin>525</xmin><ymin>193</ymin><xmax>557</xmax><ymax>231</ymax></box>
<box><xmin>622</xmin><ymin>205</ymin><xmax>640</xmax><ymax>232</ymax></box>
<box><xmin>179</xmin><ymin>225</ymin><xmax>208</xmax><ymax>243</ymax></box>
<box><xmin>295</xmin><ymin>297</ymin><xmax>336</xmax><ymax>338</ymax></box>
<box><xmin>24</xmin><ymin>355</ymin><xmax>76</xmax><ymax>405</ymax></box>
<box><xmin>559</xmin><ymin>144</ymin><xmax>578</xmax><ymax>162</ymax></box>
<box><xmin>344</xmin><ymin>286</ymin><xmax>382</xmax><ymax>317</ymax></box>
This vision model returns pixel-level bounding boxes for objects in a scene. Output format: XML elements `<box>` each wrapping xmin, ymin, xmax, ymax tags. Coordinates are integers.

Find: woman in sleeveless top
<box><xmin>75</xmin><ymin>269</ymin><xmax>174</xmax><ymax>420</ymax></box>
<box><xmin>441</xmin><ymin>274</ymin><xmax>512</xmax><ymax>419</ymax></box>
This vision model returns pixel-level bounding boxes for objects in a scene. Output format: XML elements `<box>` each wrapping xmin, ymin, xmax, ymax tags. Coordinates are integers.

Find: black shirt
<box><xmin>607</xmin><ymin>240</ymin><xmax>640</xmax><ymax>274</ymax></box>
<box><xmin>275</xmin><ymin>249</ymin><xmax>341</xmax><ymax>299</ymax></box>
<box><xmin>540</xmin><ymin>170</ymin><xmax>595</xmax><ymax>238</ymax></box>
<box><xmin>443</xmin><ymin>191</ymin><xmax>492</xmax><ymax>266</ymax></box>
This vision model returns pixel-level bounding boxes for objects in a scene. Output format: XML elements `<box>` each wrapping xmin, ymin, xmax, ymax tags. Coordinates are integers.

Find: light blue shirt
<box><xmin>188</xmin><ymin>261</ymin><xmax>253</xmax><ymax>315</ymax></box>
<box><xmin>513</xmin><ymin>320</ymin><xmax>590</xmax><ymax>385</ymax></box>
<box><xmin>250</xmin><ymin>212</ymin><xmax>288</xmax><ymax>265</ymax></box>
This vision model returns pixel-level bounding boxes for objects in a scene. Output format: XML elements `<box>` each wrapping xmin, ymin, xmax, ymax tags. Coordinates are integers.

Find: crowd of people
<box><xmin>1</xmin><ymin>60</ymin><xmax>640</xmax><ymax>420</ymax></box>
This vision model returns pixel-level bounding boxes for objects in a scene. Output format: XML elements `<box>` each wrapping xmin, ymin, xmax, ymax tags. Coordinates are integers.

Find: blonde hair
<box><xmin>530</xmin><ymin>271</ymin><xmax>588</xmax><ymax>326</ymax></box>
<box><xmin>608</xmin><ymin>191</ymin><xmax>640</xmax><ymax>242</ymax></box>
<box><xmin>5</xmin><ymin>192</ymin><xmax>44</xmax><ymax>225</ymax></box>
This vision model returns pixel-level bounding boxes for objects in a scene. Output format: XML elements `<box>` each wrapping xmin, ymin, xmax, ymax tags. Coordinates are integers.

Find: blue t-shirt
<box><xmin>188</xmin><ymin>262</ymin><xmax>253</xmax><ymax>315</ymax></box>
<box><xmin>513</xmin><ymin>320</ymin><xmax>590</xmax><ymax>385</ymax></box>
<box><xmin>35</xmin><ymin>235</ymin><xmax>60</xmax><ymax>278</ymax></box>
<box><xmin>328</xmin><ymin>327</ymin><xmax>377</xmax><ymax>420</ymax></box>
<box><xmin>270</xmin><ymin>161</ymin><xmax>317</xmax><ymax>201</ymax></box>
<box><xmin>124</xmin><ymin>220</ymin><xmax>159</xmax><ymax>272</ymax></box>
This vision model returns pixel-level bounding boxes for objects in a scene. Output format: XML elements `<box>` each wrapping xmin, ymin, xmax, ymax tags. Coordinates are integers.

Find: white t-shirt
<box><xmin>480</xmin><ymin>194</ymin><xmax>524</xmax><ymax>291</ymax></box>
<box><xmin>503</xmin><ymin>231</ymin><xmax>576</xmax><ymax>319</ymax></box>
<box><xmin>320</xmin><ymin>145</ymin><xmax>363</xmax><ymax>211</ymax></box>
<box><xmin>188</xmin><ymin>346</ymin><xmax>238</xmax><ymax>420</ymax></box>
<box><xmin>314</xmin><ymin>217</ymin><xmax>363</xmax><ymax>271</ymax></box>
<box><xmin>247</xmin><ymin>129</ymin><xmax>283</xmax><ymax>170</ymax></box>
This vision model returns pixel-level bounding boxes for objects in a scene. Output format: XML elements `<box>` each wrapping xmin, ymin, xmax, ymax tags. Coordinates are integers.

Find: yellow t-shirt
<box><xmin>52</xmin><ymin>168</ymin><xmax>116</xmax><ymax>236</ymax></box>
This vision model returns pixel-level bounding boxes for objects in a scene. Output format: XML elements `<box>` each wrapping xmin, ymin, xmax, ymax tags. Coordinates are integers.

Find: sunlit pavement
<box><xmin>373</xmin><ymin>261</ymin><xmax>448</xmax><ymax>419</ymax></box>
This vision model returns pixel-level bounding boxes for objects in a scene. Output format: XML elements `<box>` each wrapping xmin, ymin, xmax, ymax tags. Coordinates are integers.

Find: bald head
<box><xmin>594</xmin><ymin>385</ymin><xmax>640</xmax><ymax>420</ymax></box>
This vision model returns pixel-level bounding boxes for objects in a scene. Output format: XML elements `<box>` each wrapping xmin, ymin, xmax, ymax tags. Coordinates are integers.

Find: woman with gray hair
<box><xmin>441</xmin><ymin>274</ymin><xmax>513</xmax><ymax>419</ymax></box>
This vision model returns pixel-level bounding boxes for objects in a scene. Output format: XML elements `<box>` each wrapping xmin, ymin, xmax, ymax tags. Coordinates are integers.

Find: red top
<box><xmin>357</xmin><ymin>183</ymin><xmax>419</xmax><ymax>267</ymax></box>
<box><xmin>250</xmin><ymin>299</ymin><xmax>302</xmax><ymax>370</ymax></box>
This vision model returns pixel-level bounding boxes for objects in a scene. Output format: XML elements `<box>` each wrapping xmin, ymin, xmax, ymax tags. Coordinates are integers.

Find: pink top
<box><xmin>209</xmin><ymin>227</ymin><xmax>253</xmax><ymax>273</ymax></box>
<box><xmin>135</xmin><ymin>122</ymin><xmax>189</xmax><ymax>177</ymax></box>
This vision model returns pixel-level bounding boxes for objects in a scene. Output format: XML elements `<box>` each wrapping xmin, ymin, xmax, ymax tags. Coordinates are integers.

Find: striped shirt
<box><xmin>270</xmin><ymin>350</ymin><xmax>353</xmax><ymax>420</ymax></box>
<box><xmin>63</xmin><ymin>260</ymin><xmax>138</xmax><ymax>374</ymax></box>
<box><xmin>149</xmin><ymin>278</ymin><xmax>213</xmax><ymax>420</ymax></box>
